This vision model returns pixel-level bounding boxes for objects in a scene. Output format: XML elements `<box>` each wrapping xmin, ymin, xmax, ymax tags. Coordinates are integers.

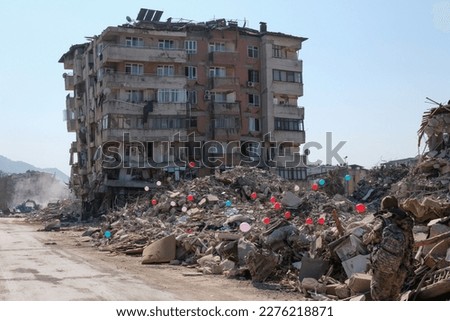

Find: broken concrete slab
<box><xmin>333</xmin><ymin>235</ymin><xmax>367</xmax><ymax>262</ymax></box>
<box><xmin>237</xmin><ymin>238</ymin><xmax>256</xmax><ymax>266</ymax></box>
<box><xmin>247</xmin><ymin>249</ymin><xmax>280</xmax><ymax>282</ymax></box>
<box><xmin>346</xmin><ymin>273</ymin><xmax>372</xmax><ymax>293</ymax></box>
<box><xmin>142</xmin><ymin>234</ymin><xmax>176</xmax><ymax>264</ymax></box>
<box><xmin>341</xmin><ymin>254</ymin><xmax>370</xmax><ymax>278</ymax></box>
<box><xmin>298</xmin><ymin>257</ymin><xmax>329</xmax><ymax>281</ymax></box>
<box><xmin>281</xmin><ymin>191</ymin><xmax>303</xmax><ymax>208</ymax></box>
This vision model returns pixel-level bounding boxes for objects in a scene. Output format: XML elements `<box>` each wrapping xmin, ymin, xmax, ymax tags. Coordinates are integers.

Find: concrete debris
<box><xmin>142</xmin><ymin>234</ymin><xmax>176</xmax><ymax>264</ymax></box>
<box><xmin>28</xmin><ymin>160</ymin><xmax>450</xmax><ymax>300</ymax></box>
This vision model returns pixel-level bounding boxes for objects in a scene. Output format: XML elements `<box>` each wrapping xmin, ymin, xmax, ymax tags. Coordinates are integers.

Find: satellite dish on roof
<box><xmin>126</xmin><ymin>16</ymin><xmax>133</xmax><ymax>23</ymax></box>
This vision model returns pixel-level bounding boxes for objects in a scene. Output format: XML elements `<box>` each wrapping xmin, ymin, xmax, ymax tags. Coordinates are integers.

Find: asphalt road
<box><xmin>0</xmin><ymin>218</ymin><xmax>297</xmax><ymax>301</ymax></box>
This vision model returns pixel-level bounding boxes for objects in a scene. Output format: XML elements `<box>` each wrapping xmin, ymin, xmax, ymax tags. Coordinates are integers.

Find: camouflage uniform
<box><xmin>369</xmin><ymin>196</ymin><xmax>414</xmax><ymax>301</ymax></box>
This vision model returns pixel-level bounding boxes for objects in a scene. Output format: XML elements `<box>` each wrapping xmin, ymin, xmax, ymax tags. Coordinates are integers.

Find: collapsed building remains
<box><xmin>59</xmin><ymin>9</ymin><xmax>308</xmax><ymax>219</ymax></box>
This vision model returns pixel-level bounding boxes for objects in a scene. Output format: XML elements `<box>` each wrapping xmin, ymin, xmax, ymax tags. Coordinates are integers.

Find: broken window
<box><xmin>209</xmin><ymin>42</ymin><xmax>225</xmax><ymax>52</ymax></box>
<box><xmin>188</xmin><ymin>117</ymin><xmax>197</xmax><ymax>128</ymax></box>
<box><xmin>157</xmin><ymin>65</ymin><xmax>174</xmax><ymax>76</ymax></box>
<box><xmin>272</xmin><ymin>45</ymin><xmax>283</xmax><ymax>58</ymax></box>
<box><xmin>209</xmin><ymin>67</ymin><xmax>226</xmax><ymax>78</ymax></box>
<box><xmin>274</xmin><ymin>117</ymin><xmax>304</xmax><ymax>131</ymax></box>
<box><xmin>185</xmin><ymin>40</ymin><xmax>197</xmax><ymax>54</ymax></box>
<box><xmin>248</xmin><ymin>70</ymin><xmax>260</xmax><ymax>83</ymax></box>
<box><xmin>249</xmin><ymin>117</ymin><xmax>260</xmax><ymax>132</ymax></box>
<box><xmin>157</xmin><ymin>89</ymin><xmax>187</xmax><ymax>103</ymax></box>
<box><xmin>126</xmin><ymin>37</ymin><xmax>144</xmax><ymax>47</ymax></box>
<box><xmin>125</xmin><ymin>63</ymin><xmax>144</xmax><ymax>75</ymax></box>
<box><xmin>158</xmin><ymin>39</ymin><xmax>175</xmax><ymax>49</ymax></box>
<box><xmin>187</xmin><ymin>90</ymin><xmax>197</xmax><ymax>104</ymax></box>
<box><xmin>248</xmin><ymin>45</ymin><xmax>259</xmax><ymax>58</ymax></box>
<box><xmin>248</xmin><ymin>94</ymin><xmax>260</xmax><ymax>106</ymax></box>
<box><xmin>211</xmin><ymin>92</ymin><xmax>227</xmax><ymax>103</ymax></box>
<box><xmin>185</xmin><ymin>66</ymin><xmax>197</xmax><ymax>79</ymax></box>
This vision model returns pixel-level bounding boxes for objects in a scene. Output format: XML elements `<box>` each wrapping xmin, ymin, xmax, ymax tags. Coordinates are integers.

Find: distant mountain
<box><xmin>0</xmin><ymin>155</ymin><xmax>69</xmax><ymax>183</ymax></box>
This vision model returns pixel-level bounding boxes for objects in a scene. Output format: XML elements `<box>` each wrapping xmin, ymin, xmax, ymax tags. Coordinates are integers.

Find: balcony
<box><xmin>210</xmin><ymin>77</ymin><xmax>240</xmax><ymax>90</ymax></box>
<box><xmin>102</xmin><ymin>128</ymin><xmax>188</xmax><ymax>142</ymax></box>
<box><xmin>102</xmin><ymin>100</ymin><xmax>188</xmax><ymax>116</ymax></box>
<box><xmin>274</xmin><ymin>105</ymin><xmax>304</xmax><ymax>119</ymax></box>
<box><xmin>211</xmin><ymin>102</ymin><xmax>240</xmax><ymax>115</ymax></box>
<box><xmin>211</xmin><ymin>128</ymin><xmax>241</xmax><ymax>140</ymax></box>
<box><xmin>65</xmin><ymin>95</ymin><xmax>75</xmax><ymax>110</ymax></box>
<box><xmin>64</xmin><ymin>74</ymin><xmax>74</xmax><ymax>90</ymax></box>
<box><xmin>101</xmin><ymin>72</ymin><xmax>186</xmax><ymax>90</ymax></box>
<box><xmin>272</xmin><ymin>81</ymin><xmax>303</xmax><ymax>96</ymax></box>
<box><xmin>100</xmin><ymin>45</ymin><xmax>187</xmax><ymax>64</ymax></box>
<box><xmin>269</xmin><ymin>59</ymin><xmax>303</xmax><ymax>73</ymax></box>
<box><xmin>209</xmin><ymin>51</ymin><xmax>239</xmax><ymax>65</ymax></box>
<box><xmin>272</xmin><ymin>130</ymin><xmax>305</xmax><ymax>144</ymax></box>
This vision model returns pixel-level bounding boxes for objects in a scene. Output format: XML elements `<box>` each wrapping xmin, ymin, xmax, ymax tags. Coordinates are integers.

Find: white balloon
<box><xmin>144</xmin><ymin>186</ymin><xmax>149</xmax><ymax>191</ymax></box>
<box><xmin>239</xmin><ymin>222</ymin><xmax>251</xmax><ymax>232</ymax></box>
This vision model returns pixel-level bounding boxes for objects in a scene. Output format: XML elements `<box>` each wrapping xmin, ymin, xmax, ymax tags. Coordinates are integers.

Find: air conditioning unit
<box><xmin>247</xmin><ymin>81</ymin><xmax>254</xmax><ymax>87</ymax></box>
<box><xmin>204</xmin><ymin>90</ymin><xmax>211</xmax><ymax>101</ymax></box>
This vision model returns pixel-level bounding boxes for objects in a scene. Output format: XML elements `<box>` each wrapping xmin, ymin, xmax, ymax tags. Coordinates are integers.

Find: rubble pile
<box><xmin>352</xmin><ymin>165</ymin><xmax>409</xmax><ymax>207</ymax></box>
<box><xmin>27</xmin><ymin>199</ymin><xmax>81</xmax><ymax>231</ymax></box>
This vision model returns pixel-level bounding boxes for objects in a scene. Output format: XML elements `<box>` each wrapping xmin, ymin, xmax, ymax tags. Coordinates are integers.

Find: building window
<box><xmin>249</xmin><ymin>117</ymin><xmax>260</xmax><ymax>131</ymax></box>
<box><xmin>209</xmin><ymin>67</ymin><xmax>226</xmax><ymax>78</ymax></box>
<box><xmin>214</xmin><ymin>117</ymin><xmax>239</xmax><ymax>129</ymax></box>
<box><xmin>157</xmin><ymin>89</ymin><xmax>187</xmax><ymax>103</ymax></box>
<box><xmin>272</xmin><ymin>45</ymin><xmax>282</xmax><ymax>58</ymax></box>
<box><xmin>248</xmin><ymin>45</ymin><xmax>259</xmax><ymax>58</ymax></box>
<box><xmin>185</xmin><ymin>66</ymin><xmax>197</xmax><ymax>79</ymax></box>
<box><xmin>158</xmin><ymin>39</ymin><xmax>175</xmax><ymax>49</ymax></box>
<box><xmin>187</xmin><ymin>90</ymin><xmax>197</xmax><ymax>104</ymax></box>
<box><xmin>274</xmin><ymin>117</ymin><xmax>304</xmax><ymax>131</ymax></box>
<box><xmin>157</xmin><ymin>65</ymin><xmax>174</xmax><ymax>76</ymax></box>
<box><xmin>277</xmin><ymin>167</ymin><xmax>307</xmax><ymax>180</ymax></box>
<box><xmin>248</xmin><ymin>94</ymin><xmax>260</xmax><ymax>106</ymax></box>
<box><xmin>102</xmin><ymin>115</ymin><xmax>109</xmax><ymax>129</ymax></box>
<box><xmin>185</xmin><ymin>40</ymin><xmax>197</xmax><ymax>54</ymax></box>
<box><xmin>125</xmin><ymin>63</ymin><xmax>144</xmax><ymax>75</ymax></box>
<box><xmin>126</xmin><ymin>90</ymin><xmax>144</xmax><ymax>103</ymax></box>
<box><xmin>211</xmin><ymin>92</ymin><xmax>227</xmax><ymax>103</ymax></box>
<box><xmin>248</xmin><ymin>70</ymin><xmax>260</xmax><ymax>83</ymax></box>
<box><xmin>188</xmin><ymin>117</ymin><xmax>197</xmax><ymax>128</ymax></box>
<box><xmin>209</xmin><ymin>42</ymin><xmax>226</xmax><ymax>52</ymax></box>
<box><xmin>152</xmin><ymin>117</ymin><xmax>184</xmax><ymax>129</ymax></box>
<box><xmin>126</xmin><ymin>37</ymin><xmax>144</xmax><ymax>47</ymax></box>
<box><xmin>273</xmin><ymin>69</ymin><xmax>302</xmax><ymax>83</ymax></box>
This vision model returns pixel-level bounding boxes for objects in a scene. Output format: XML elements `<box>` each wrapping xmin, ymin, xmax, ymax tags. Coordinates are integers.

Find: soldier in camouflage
<box><xmin>365</xmin><ymin>196</ymin><xmax>414</xmax><ymax>300</ymax></box>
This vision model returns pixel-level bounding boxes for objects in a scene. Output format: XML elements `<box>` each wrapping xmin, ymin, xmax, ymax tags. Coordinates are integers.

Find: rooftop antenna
<box><xmin>126</xmin><ymin>16</ymin><xmax>135</xmax><ymax>24</ymax></box>
<box><xmin>425</xmin><ymin>97</ymin><xmax>442</xmax><ymax>106</ymax></box>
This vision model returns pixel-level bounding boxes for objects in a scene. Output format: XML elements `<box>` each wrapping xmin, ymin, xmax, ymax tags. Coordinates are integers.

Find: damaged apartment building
<box><xmin>59</xmin><ymin>9</ymin><xmax>307</xmax><ymax>217</ymax></box>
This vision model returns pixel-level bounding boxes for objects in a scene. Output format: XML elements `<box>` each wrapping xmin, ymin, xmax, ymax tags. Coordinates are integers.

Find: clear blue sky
<box><xmin>1</xmin><ymin>0</ymin><xmax>449</xmax><ymax>175</ymax></box>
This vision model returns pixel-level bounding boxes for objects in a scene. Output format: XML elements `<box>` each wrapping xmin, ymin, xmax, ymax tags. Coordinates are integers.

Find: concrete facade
<box><xmin>59</xmin><ymin>10</ymin><xmax>308</xmax><ymax>217</ymax></box>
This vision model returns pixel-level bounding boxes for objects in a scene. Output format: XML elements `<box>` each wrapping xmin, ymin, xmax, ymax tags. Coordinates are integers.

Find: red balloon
<box><xmin>251</xmin><ymin>192</ymin><xmax>257</xmax><ymax>200</ymax></box>
<box><xmin>355</xmin><ymin>203</ymin><xmax>366</xmax><ymax>214</ymax></box>
<box><xmin>312</xmin><ymin>183</ymin><xmax>319</xmax><ymax>191</ymax></box>
<box><xmin>274</xmin><ymin>202</ymin><xmax>281</xmax><ymax>210</ymax></box>
<box><xmin>270</xmin><ymin>196</ymin><xmax>277</xmax><ymax>204</ymax></box>
<box><xmin>284</xmin><ymin>211</ymin><xmax>291</xmax><ymax>219</ymax></box>
<box><xmin>187</xmin><ymin>194</ymin><xmax>194</xmax><ymax>202</ymax></box>
<box><xmin>318</xmin><ymin>217</ymin><xmax>325</xmax><ymax>225</ymax></box>
<box><xmin>305</xmin><ymin>217</ymin><xmax>313</xmax><ymax>225</ymax></box>
<box><xmin>262</xmin><ymin>217</ymin><xmax>271</xmax><ymax>225</ymax></box>
<box><xmin>189</xmin><ymin>161</ymin><xmax>195</xmax><ymax>168</ymax></box>
<box><xmin>151</xmin><ymin>199</ymin><xmax>158</xmax><ymax>206</ymax></box>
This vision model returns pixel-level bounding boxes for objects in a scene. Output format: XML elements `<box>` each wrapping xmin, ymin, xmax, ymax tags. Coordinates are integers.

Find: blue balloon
<box><xmin>225</xmin><ymin>200</ymin><xmax>232</xmax><ymax>207</ymax></box>
<box><xmin>318</xmin><ymin>179</ymin><xmax>325</xmax><ymax>186</ymax></box>
<box><xmin>104</xmin><ymin>230</ymin><xmax>111</xmax><ymax>239</ymax></box>
<box><xmin>344</xmin><ymin>174</ymin><xmax>351</xmax><ymax>181</ymax></box>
